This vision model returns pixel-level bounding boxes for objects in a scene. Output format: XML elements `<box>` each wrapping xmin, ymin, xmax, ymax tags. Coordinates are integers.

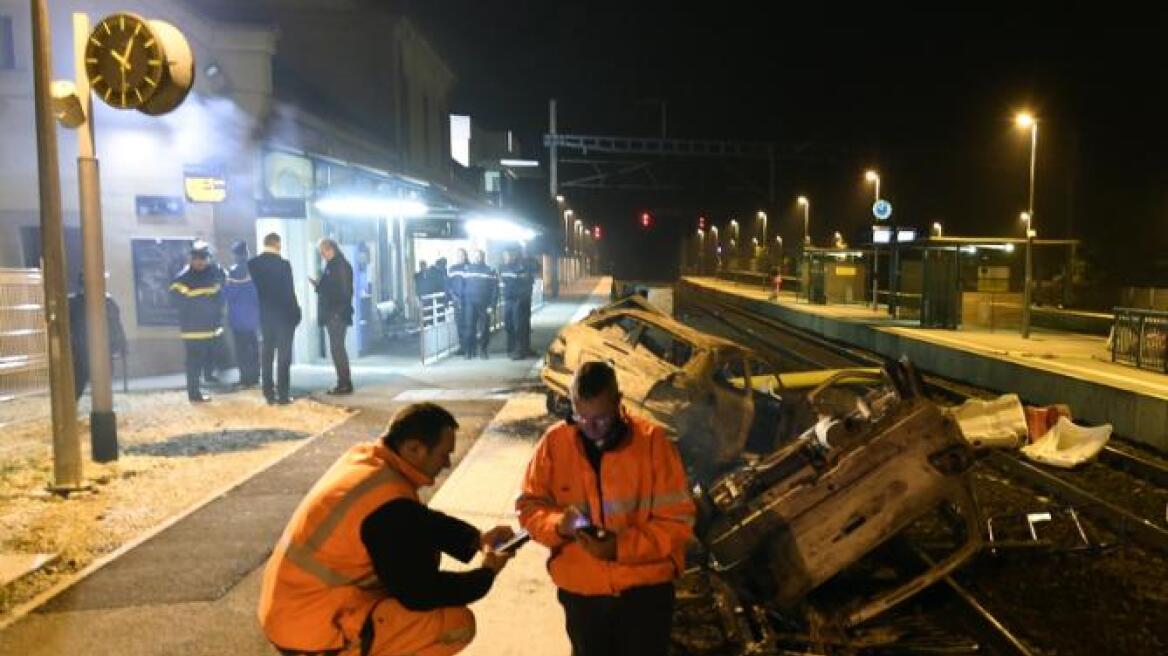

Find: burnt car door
<box><xmin>699</xmin><ymin>349</ymin><xmax>755</xmax><ymax>473</ymax></box>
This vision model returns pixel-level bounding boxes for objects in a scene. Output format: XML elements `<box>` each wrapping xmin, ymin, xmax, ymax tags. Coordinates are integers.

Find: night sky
<box><xmin>398</xmin><ymin>2</ymin><xmax>1168</xmax><ymax>284</ymax></box>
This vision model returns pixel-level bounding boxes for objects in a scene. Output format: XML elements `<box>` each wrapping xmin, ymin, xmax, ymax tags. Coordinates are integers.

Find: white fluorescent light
<box><xmin>499</xmin><ymin>158</ymin><xmax>540</xmax><ymax>168</ymax></box>
<box><xmin>465</xmin><ymin>216</ymin><xmax>537</xmax><ymax>242</ymax></box>
<box><xmin>316</xmin><ymin>196</ymin><xmax>428</xmax><ymax>218</ymax></box>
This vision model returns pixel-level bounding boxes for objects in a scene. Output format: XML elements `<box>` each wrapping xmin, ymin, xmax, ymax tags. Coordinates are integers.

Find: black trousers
<box><xmin>462</xmin><ymin>302</ymin><xmax>490</xmax><ymax>354</ymax></box>
<box><xmin>453</xmin><ymin>302</ymin><xmax>467</xmax><ymax>351</ymax></box>
<box><xmin>202</xmin><ymin>334</ymin><xmax>222</xmax><ymax>380</ymax></box>
<box><xmin>233</xmin><ymin>329</ymin><xmax>260</xmax><ymax>386</ymax></box>
<box><xmin>517</xmin><ymin>295</ymin><xmax>533</xmax><ymax>353</ymax></box>
<box><xmin>261</xmin><ymin>321</ymin><xmax>295</xmax><ymax>400</ymax></box>
<box><xmin>325</xmin><ymin>316</ymin><xmax>351</xmax><ymax>388</ymax></box>
<box><xmin>557</xmin><ymin>583</ymin><xmax>675</xmax><ymax>656</ymax></box>
<box><xmin>183</xmin><ymin>339</ymin><xmax>215</xmax><ymax>400</ymax></box>
<box><xmin>503</xmin><ymin>297</ymin><xmax>520</xmax><ymax>353</ymax></box>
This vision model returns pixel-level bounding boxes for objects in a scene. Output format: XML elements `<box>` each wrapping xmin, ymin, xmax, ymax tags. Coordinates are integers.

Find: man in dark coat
<box><xmin>170</xmin><ymin>241</ymin><xmax>224</xmax><ymax>403</ymax></box>
<box><xmin>68</xmin><ymin>274</ymin><xmax>127</xmax><ymax>400</ymax></box>
<box><xmin>248</xmin><ymin>232</ymin><xmax>302</xmax><ymax>405</ymax></box>
<box><xmin>224</xmin><ymin>240</ymin><xmax>261</xmax><ymax>388</ymax></box>
<box><xmin>311</xmin><ymin>238</ymin><xmax>354</xmax><ymax>395</ymax></box>
<box><xmin>461</xmin><ymin>249</ymin><xmax>498</xmax><ymax>360</ymax></box>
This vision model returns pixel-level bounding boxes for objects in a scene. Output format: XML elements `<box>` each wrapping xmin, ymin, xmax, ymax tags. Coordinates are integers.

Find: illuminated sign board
<box><xmin>184</xmin><ymin>165</ymin><xmax>227</xmax><ymax>203</ymax></box>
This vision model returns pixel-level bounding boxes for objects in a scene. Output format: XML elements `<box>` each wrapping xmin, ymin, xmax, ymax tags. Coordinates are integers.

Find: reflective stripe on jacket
<box><xmin>258</xmin><ymin>443</ymin><xmax>433</xmax><ymax>652</ymax></box>
<box><xmin>517</xmin><ymin>409</ymin><xmax>695</xmax><ymax>596</ymax></box>
<box><xmin>499</xmin><ymin>261</ymin><xmax>534</xmax><ymax>300</ymax></box>
<box><xmin>170</xmin><ymin>265</ymin><xmax>224</xmax><ymax>340</ymax></box>
<box><xmin>461</xmin><ymin>263</ymin><xmax>498</xmax><ymax>306</ymax></box>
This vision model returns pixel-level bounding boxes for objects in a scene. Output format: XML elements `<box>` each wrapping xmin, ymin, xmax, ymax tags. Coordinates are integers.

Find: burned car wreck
<box><xmin>542</xmin><ymin>298</ymin><xmax>982</xmax><ymax>652</ymax></box>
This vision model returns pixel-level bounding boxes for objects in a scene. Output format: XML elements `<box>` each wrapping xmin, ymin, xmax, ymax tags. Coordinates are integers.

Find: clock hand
<box><xmin>109</xmin><ymin>48</ymin><xmax>126</xmax><ymax>67</ymax></box>
<box><xmin>121</xmin><ymin>37</ymin><xmax>135</xmax><ymax>68</ymax></box>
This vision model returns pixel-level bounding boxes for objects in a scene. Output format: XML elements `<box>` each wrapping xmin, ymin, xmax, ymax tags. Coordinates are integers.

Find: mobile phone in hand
<box><xmin>575</xmin><ymin>525</ymin><xmax>607</xmax><ymax>539</ymax></box>
<box><xmin>494</xmin><ymin>529</ymin><xmax>531</xmax><ymax>554</ymax></box>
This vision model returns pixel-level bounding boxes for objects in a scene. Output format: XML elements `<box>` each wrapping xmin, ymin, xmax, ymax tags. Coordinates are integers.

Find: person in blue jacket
<box><xmin>170</xmin><ymin>241</ymin><xmax>224</xmax><ymax>403</ymax></box>
<box><xmin>224</xmin><ymin>240</ymin><xmax>260</xmax><ymax>388</ymax></box>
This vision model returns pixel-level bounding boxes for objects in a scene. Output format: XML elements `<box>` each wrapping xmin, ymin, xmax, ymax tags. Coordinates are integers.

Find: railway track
<box><xmin>676</xmin><ymin>286</ymin><xmax>1168</xmax><ymax>655</ymax></box>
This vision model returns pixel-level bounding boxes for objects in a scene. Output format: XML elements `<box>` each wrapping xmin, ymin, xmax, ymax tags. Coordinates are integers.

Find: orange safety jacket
<box><xmin>258</xmin><ymin>442</ymin><xmax>433</xmax><ymax>652</ymax></box>
<box><xmin>517</xmin><ymin>408</ymin><xmax>695</xmax><ymax>596</ymax></box>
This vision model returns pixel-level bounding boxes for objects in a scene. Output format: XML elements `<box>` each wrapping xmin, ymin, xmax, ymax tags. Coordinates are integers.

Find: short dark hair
<box><xmin>263</xmin><ymin>232</ymin><xmax>281</xmax><ymax>247</ymax></box>
<box><xmin>382</xmin><ymin>403</ymin><xmax>459</xmax><ymax>450</ymax></box>
<box><xmin>572</xmin><ymin>361</ymin><xmax>619</xmax><ymax>400</ymax></box>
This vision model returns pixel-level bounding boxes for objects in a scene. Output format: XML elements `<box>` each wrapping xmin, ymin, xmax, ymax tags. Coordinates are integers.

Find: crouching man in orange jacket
<box><xmin>518</xmin><ymin>361</ymin><xmax>695</xmax><ymax>656</ymax></box>
<box><xmin>259</xmin><ymin>402</ymin><xmax>515</xmax><ymax>656</ymax></box>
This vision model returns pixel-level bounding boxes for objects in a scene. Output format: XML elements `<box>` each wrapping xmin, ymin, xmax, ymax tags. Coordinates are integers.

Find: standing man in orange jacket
<box><xmin>259</xmin><ymin>403</ymin><xmax>515</xmax><ymax>656</ymax></box>
<box><xmin>517</xmin><ymin>361</ymin><xmax>695</xmax><ymax>655</ymax></box>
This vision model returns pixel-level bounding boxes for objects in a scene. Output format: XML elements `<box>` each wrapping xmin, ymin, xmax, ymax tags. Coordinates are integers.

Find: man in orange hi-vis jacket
<box><xmin>259</xmin><ymin>403</ymin><xmax>515</xmax><ymax>656</ymax></box>
<box><xmin>517</xmin><ymin>361</ymin><xmax>695</xmax><ymax>656</ymax></box>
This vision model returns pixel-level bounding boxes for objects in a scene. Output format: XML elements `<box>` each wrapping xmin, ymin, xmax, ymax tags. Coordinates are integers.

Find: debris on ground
<box><xmin>1022</xmin><ymin>417</ymin><xmax>1113</xmax><ymax>469</ymax></box>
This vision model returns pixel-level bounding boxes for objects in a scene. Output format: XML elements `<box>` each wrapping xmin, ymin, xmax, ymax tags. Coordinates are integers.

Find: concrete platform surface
<box><xmin>682</xmin><ymin>277</ymin><xmax>1168</xmax><ymax>451</ymax></box>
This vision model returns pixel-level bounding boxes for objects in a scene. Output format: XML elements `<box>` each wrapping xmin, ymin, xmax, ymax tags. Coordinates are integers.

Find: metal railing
<box><xmin>419</xmin><ymin>293</ymin><xmax>459</xmax><ymax>366</ymax></box>
<box><xmin>418</xmin><ymin>279</ymin><xmax>546</xmax><ymax>366</ymax></box>
<box><xmin>1111</xmin><ymin>307</ymin><xmax>1168</xmax><ymax>373</ymax></box>
<box><xmin>0</xmin><ymin>269</ymin><xmax>49</xmax><ymax>402</ymax></box>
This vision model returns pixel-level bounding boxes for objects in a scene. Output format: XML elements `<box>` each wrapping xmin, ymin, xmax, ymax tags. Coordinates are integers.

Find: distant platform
<box><xmin>680</xmin><ymin>276</ymin><xmax>1167</xmax><ymax>452</ymax></box>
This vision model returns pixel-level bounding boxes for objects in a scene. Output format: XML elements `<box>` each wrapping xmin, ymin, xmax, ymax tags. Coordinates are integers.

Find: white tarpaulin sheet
<box><xmin>949</xmin><ymin>393</ymin><xmax>1029</xmax><ymax>449</ymax></box>
<box><xmin>1021</xmin><ymin>417</ymin><xmax>1113</xmax><ymax>469</ymax></box>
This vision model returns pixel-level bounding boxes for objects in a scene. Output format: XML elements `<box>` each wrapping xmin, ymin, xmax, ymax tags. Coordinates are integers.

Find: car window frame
<box><xmin>633</xmin><ymin>318</ymin><xmax>696</xmax><ymax>370</ymax></box>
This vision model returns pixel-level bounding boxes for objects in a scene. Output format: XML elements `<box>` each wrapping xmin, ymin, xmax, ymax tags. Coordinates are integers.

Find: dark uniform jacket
<box><xmin>169</xmin><ymin>265</ymin><xmax>224</xmax><ymax>340</ymax></box>
<box><xmin>316</xmin><ymin>255</ymin><xmax>354</xmax><ymax>327</ymax></box>
<box><xmin>446</xmin><ymin>262</ymin><xmax>467</xmax><ymax>303</ymax></box>
<box><xmin>499</xmin><ymin>260</ymin><xmax>535</xmax><ymax>300</ymax></box>
<box><xmin>462</xmin><ymin>262</ymin><xmax>499</xmax><ymax>307</ymax></box>
<box><xmin>248</xmin><ymin>251</ymin><xmax>302</xmax><ymax>330</ymax></box>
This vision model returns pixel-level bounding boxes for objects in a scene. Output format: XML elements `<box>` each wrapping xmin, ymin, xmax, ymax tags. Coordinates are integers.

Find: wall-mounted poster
<box><xmin>131</xmin><ymin>237</ymin><xmax>193</xmax><ymax>326</ymax></box>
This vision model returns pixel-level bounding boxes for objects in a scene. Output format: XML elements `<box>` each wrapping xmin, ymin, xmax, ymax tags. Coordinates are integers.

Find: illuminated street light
<box><xmin>797</xmin><ymin>196</ymin><xmax>810</xmax><ymax>247</ymax></box>
<box><xmin>864</xmin><ymin>170</ymin><xmax>881</xmax><ymax>202</ymax></box>
<box><xmin>756</xmin><ymin>210</ymin><xmax>768</xmax><ymax>244</ymax></box>
<box><xmin>1015</xmin><ymin>111</ymin><xmax>1039</xmax><ymax>339</ymax></box>
<box><xmin>933</xmin><ymin>221</ymin><xmax>943</xmax><ymax>237</ymax></box>
<box><xmin>555</xmin><ymin>194</ymin><xmax>565</xmax><ymax>204</ymax></box>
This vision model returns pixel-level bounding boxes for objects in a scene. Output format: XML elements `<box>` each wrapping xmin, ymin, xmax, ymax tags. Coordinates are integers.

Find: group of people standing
<box><xmin>436</xmin><ymin>247</ymin><xmax>538</xmax><ymax>361</ymax></box>
<box><xmin>169</xmin><ymin>233</ymin><xmax>354</xmax><ymax>404</ymax></box>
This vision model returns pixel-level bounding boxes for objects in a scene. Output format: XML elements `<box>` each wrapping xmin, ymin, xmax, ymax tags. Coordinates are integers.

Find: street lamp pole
<box><xmin>865</xmin><ymin>170</ymin><xmax>881</xmax><ymax>310</ymax></box>
<box><xmin>1017</xmin><ymin>113</ymin><xmax>1038</xmax><ymax>339</ymax></box>
<box><xmin>31</xmin><ymin>0</ymin><xmax>83</xmax><ymax>489</ymax></box>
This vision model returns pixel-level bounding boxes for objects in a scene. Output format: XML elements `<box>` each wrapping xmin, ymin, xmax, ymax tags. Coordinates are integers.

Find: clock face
<box><xmin>84</xmin><ymin>13</ymin><xmax>165</xmax><ymax>109</ymax></box>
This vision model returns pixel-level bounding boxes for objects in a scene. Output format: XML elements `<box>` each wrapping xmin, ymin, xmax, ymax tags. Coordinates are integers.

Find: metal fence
<box><xmin>1111</xmin><ymin>307</ymin><xmax>1168</xmax><ymax>373</ymax></box>
<box><xmin>418</xmin><ymin>293</ymin><xmax>459</xmax><ymax>366</ymax></box>
<box><xmin>0</xmin><ymin>269</ymin><xmax>49</xmax><ymax>402</ymax></box>
<box><xmin>418</xmin><ymin>279</ymin><xmax>547</xmax><ymax>365</ymax></box>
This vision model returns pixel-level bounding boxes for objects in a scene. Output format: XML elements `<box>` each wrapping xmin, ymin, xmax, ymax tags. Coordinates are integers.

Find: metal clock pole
<box><xmin>73</xmin><ymin>12</ymin><xmax>118</xmax><ymax>461</ymax></box>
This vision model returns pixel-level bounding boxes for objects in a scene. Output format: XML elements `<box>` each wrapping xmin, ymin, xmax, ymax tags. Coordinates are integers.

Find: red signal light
<box><xmin>641</xmin><ymin>212</ymin><xmax>652</xmax><ymax>228</ymax></box>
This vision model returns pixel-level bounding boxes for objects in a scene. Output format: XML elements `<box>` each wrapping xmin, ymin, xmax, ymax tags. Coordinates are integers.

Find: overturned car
<box><xmin>541</xmin><ymin>297</ymin><xmax>982</xmax><ymax>647</ymax></box>
<box><xmin>542</xmin><ymin>294</ymin><xmax>866</xmax><ymax>481</ymax></box>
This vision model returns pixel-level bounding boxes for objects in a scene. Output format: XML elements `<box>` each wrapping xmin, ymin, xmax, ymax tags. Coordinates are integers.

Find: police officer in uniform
<box><xmin>461</xmin><ymin>250</ymin><xmax>498</xmax><ymax>360</ymax></box>
<box><xmin>499</xmin><ymin>249</ymin><xmax>535</xmax><ymax>360</ymax></box>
